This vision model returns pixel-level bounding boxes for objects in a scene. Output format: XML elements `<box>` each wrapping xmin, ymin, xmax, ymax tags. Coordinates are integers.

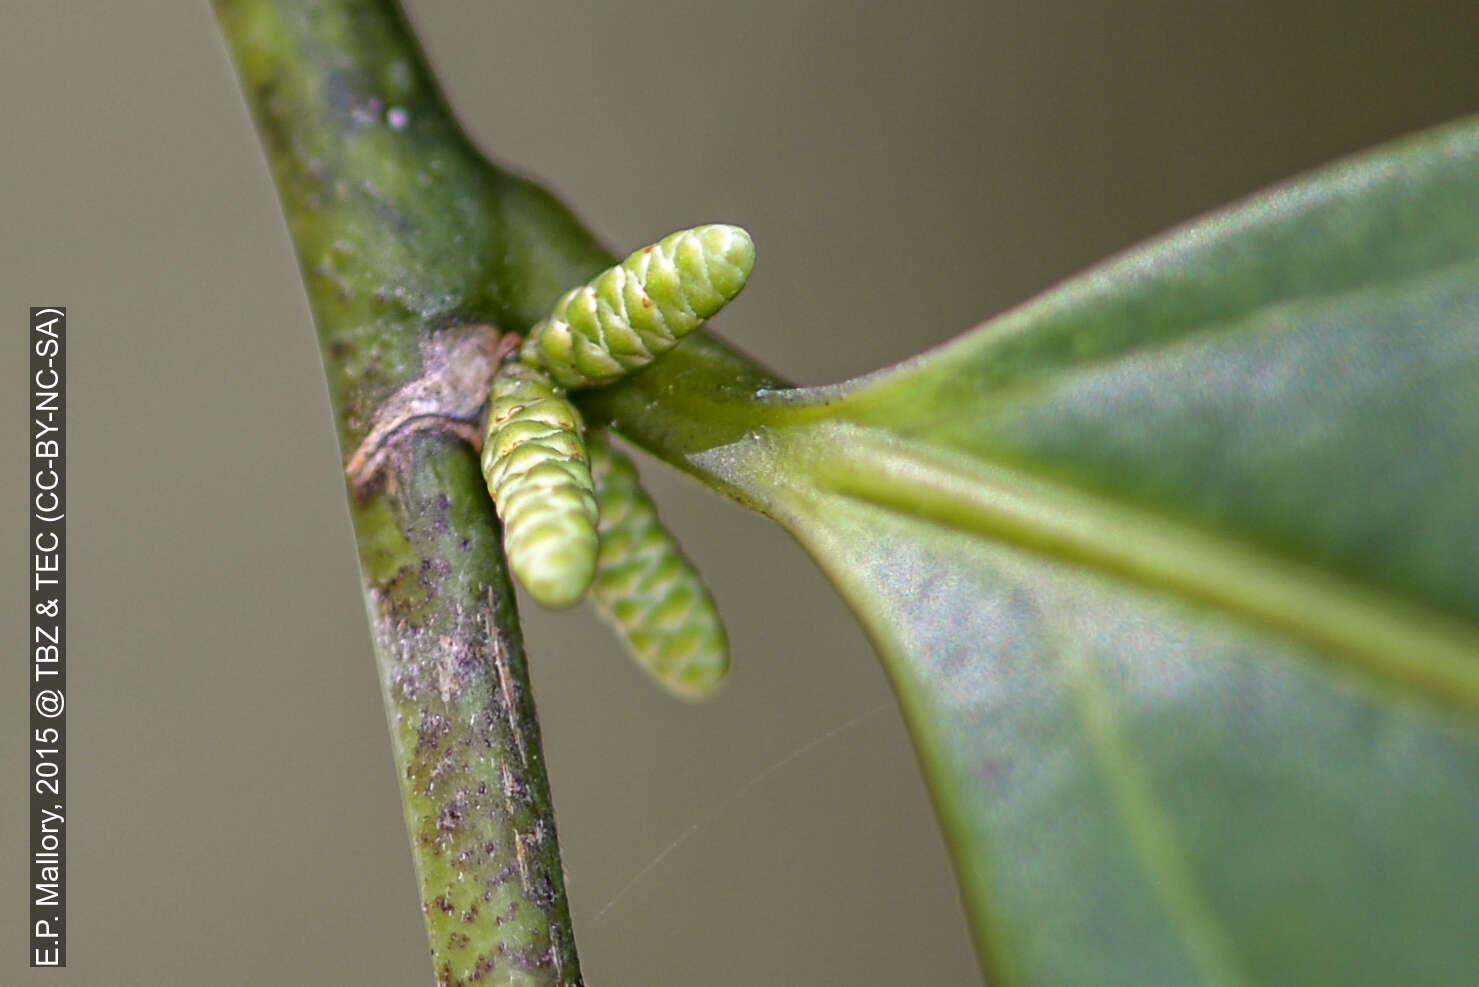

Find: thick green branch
<box><xmin>215</xmin><ymin>3</ymin><xmax>796</xmax><ymax>982</ymax></box>
<box><xmin>213</xmin><ymin>2</ymin><xmax>616</xmax><ymax>983</ymax></box>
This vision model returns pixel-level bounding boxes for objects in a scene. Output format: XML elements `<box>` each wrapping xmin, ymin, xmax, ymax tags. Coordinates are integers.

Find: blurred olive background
<box><xmin>2</xmin><ymin>2</ymin><xmax>1476</xmax><ymax>984</ymax></box>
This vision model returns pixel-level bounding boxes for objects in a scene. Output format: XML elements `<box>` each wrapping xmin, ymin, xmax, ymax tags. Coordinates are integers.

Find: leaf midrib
<box><xmin>769</xmin><ymin>422</ymin><xmax>1479</xmax><ymax>719</ymax></box>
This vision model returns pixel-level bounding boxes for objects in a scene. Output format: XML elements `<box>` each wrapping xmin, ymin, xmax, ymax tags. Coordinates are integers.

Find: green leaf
<box><xmin>590</xmin><ymin>115</ymin><xmax>1479</xmax><ymax>984</ymax></box>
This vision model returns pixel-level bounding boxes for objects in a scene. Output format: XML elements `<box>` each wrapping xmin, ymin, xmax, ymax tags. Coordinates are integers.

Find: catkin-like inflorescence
<box><xmin>588</xmin><ymin>432</ymin><xmax>729</xmax><ymax>699</ymax></box>
<box><xmin>523</xmin><ymin>224</ymin><xmax>755</xmax><ymax>389</ymax></box>
<box><xmin>481</xmin><ymin>361</ymin><xmax>599</xmax><ymax>608</ymax></box>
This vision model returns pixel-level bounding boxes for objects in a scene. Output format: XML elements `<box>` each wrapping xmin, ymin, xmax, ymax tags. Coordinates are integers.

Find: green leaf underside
<box><xmin>220</xmin><ymin>0</ymin><xmax>1479</xmax><ymax>976</ymax></box>
<box><xmin>624</xmin><ymin>117</ymin><xmax>1479</xmax><ymax>984</ymax></box>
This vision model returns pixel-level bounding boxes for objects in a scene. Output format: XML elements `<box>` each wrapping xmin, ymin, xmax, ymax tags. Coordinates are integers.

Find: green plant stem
<box><xmin>213</xmin><ymin>2</ymin><xmax>612</xmax><ymax>983</ymax></box>
<box><xmin>212</xmin><ymin>2</ymin><xmax>793</xmax><ymax>982</ymax></box>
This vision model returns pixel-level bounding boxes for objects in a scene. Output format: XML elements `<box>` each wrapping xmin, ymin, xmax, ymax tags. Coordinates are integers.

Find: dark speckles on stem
<box><xmin>368</xmin><ymin>196</ymin><xmax>418</xmax><ymax>239</ymax></box>
<box><xmin>416</xmin><ymin>709</ymin><xmax>448</xmax><ymax>752</ymax></box>
<box><xmin>528</xmin><ymin>874</ymin><xmax>559</xmax><ymax>910</ymax></box>
<box><xmin>500</xmin><ymin>768</ymin><xmax>527</xmax><ymax>804</ymax></box>
<box><xmin>429</xmin><ymin>493</ymin><xmax>454</xmax><ymax>535</ymax></box>
<box><xmin>470</xmin><ymin>954</ymin><xmax>497</xmax><ymax>982</ymax></box>
<box><xmin>323</xmin><ymin>67</ymin><xmax>367</xmax><ymax>129</ymax></box>
<box><xmin>421</xmin><ymin>556</ymin><xmax>452</xmax><ymax>586</ymax></box>
<box><xmin>427</xmin><ymin>748</ymin><xmax>458</xmax><ymax>787</ymax></box>
<box><xmin>436</xmin><ymin>791</ymin><xmax>467</xmax><ymax>833</ymax></box>
<box><xmin>220</xmin><ymin>3</ymin><xmax>584</xmax><ymax>978</ymax></box>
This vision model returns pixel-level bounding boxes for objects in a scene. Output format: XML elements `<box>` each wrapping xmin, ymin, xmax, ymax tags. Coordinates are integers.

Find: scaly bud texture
<box><xmin>524</xmin><ymin>224</ymin><xmax>755</xmax><ymax>389</ymax></box>
<box><xmin>481</xmin><ymin>360</ymin><xmax>598</xmax><ymax>608</ymax></box>
<box><xmin>588</xmin><ymin>431</ymin><xmax>729</xmax><ymax>699</ymax></box>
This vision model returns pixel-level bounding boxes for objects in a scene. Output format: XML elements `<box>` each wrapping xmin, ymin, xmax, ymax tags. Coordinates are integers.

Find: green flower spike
<box><xmin>481</xmin><ymin>360</ymin><xmax>599</xmax><ymax>608</ymax></box>
<box><xmin>523</xmin><ymin>224</ymin><xmax>756</xmax><ymax>389</ymax></box>
<box><xmin>588</xmin><ymin>431</ymin><xmax>729</xmax><ymax>700</ymax></box>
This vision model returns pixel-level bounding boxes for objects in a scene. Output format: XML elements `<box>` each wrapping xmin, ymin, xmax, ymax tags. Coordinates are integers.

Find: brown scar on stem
<box><xmin>490</xmin><ymin>587</ymin><xmax>529</xmax><ymax>768</ymax></box>
<box><xmin>550</xmin><ymin>924</ymin><xmax>565</xmax><ymax>983</ymax></box>
<box><xmin>345</xmin><ymin>324</ymin><xmax>522</xmax><ymax>498</ymax></box>
<box><xmin>499</xmin><ymin>763</ymin><xmax>517</xmax><ymax>817</ymax></box>
<box><xmin>514</xmin><ymin>830</ymin><xmax>532</xmax><ymax>896</ymax></box>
